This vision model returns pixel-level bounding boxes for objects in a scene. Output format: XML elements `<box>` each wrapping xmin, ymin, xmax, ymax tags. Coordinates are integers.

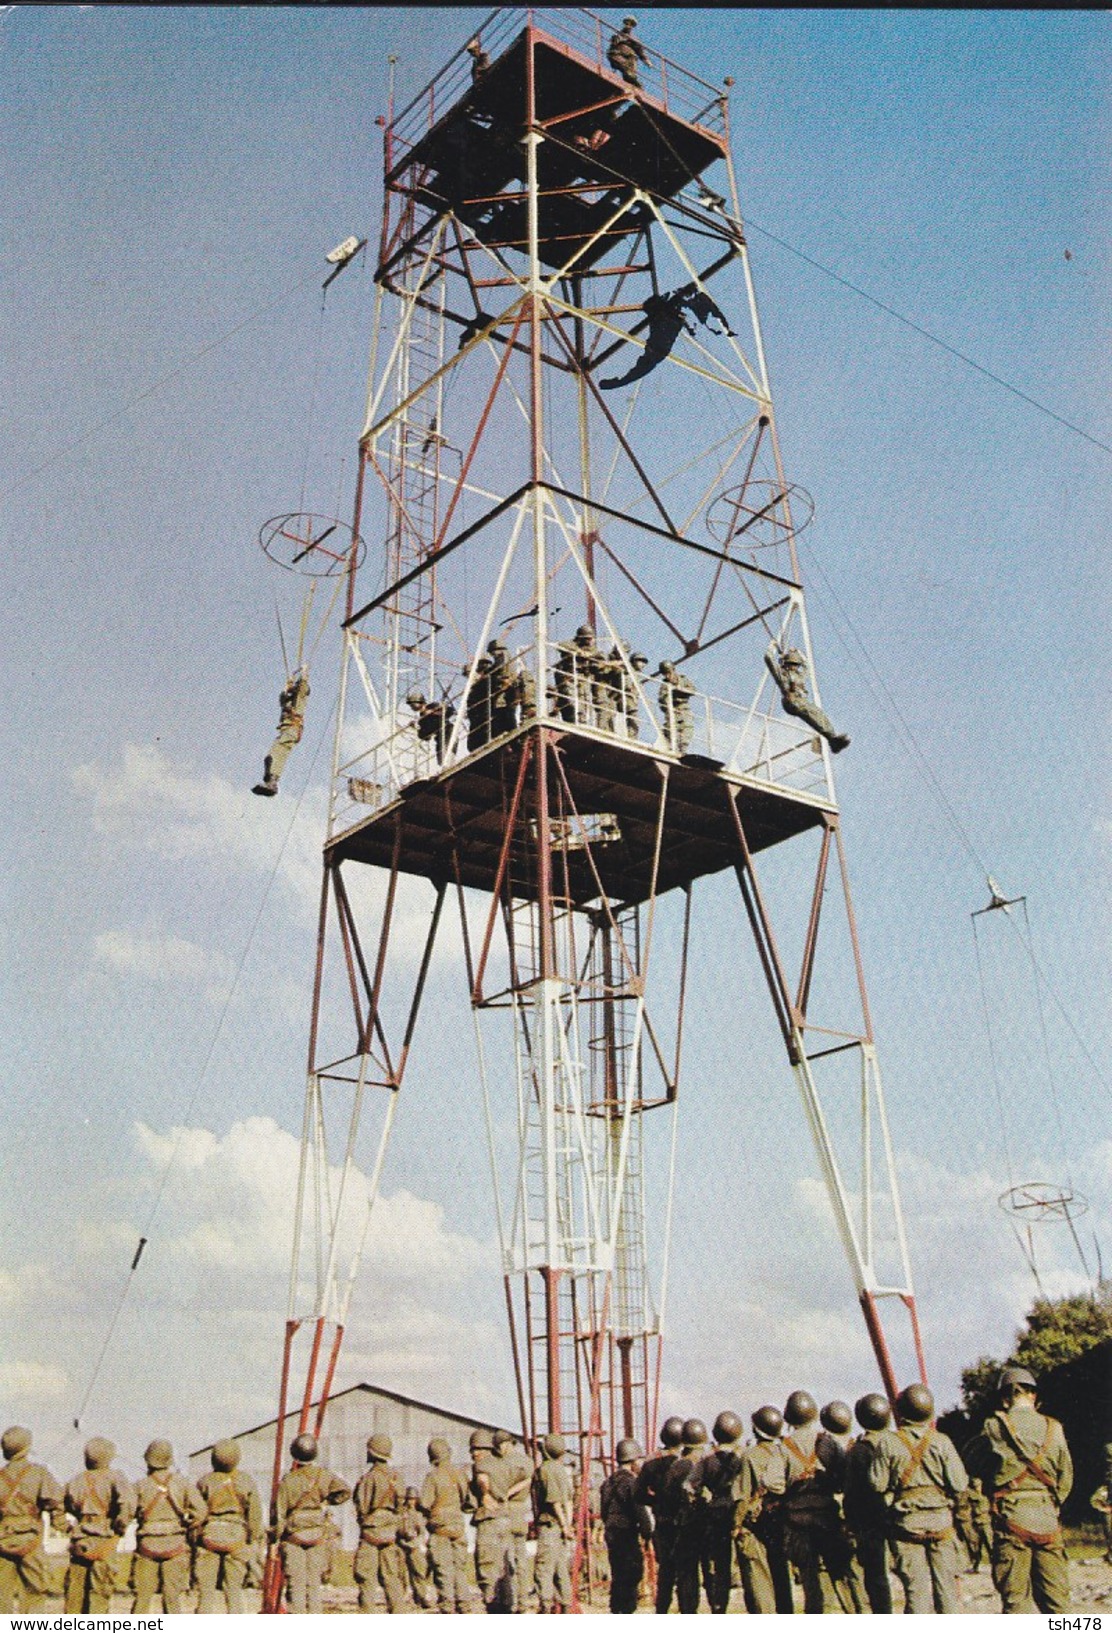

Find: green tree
<box><xmin>958</xmin><ymin>1284</ymin><xmax>1112</xmax><ymax>1430</ymax></box>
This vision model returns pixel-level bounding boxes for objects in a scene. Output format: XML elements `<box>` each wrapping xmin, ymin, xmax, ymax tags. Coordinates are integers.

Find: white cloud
<box><xmin>93</xmin><ymin>928</ymin><xmax>236</xmax><ymax>1003</ymax></box>
<box><xmin>0</xmin><ymin>1361</ymin><xmax>69</xmax><ymax>1403</ymax></box>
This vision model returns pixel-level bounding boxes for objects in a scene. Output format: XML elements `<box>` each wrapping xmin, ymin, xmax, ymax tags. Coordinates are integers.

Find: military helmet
<box><xmin>820</xmin><ymin>1400</ymin><xmax>853</xmax><ymax>1436</ymax></box>
<box><xmin>469</xmin><ymin>1428</ymin><xmax>494</xmax><ymax>1453</ymax></box>
<box><xmin>487</xmin><ymin>638</ymin><xmax>508</xmax><ymax>653</ymax></box>
<box><xmin>623</xmin><ymin>15</ymin><xmax>638</xmax><ymax>25</ymax></box>
<box><xmin>466</xmin><ymin>38</ymin><xmax>483</xmax><ymax>53</ymax></box>
<box><xmin>1</xmin><ymin>1426</ymin><xmax>31</xmax><ymax>1459</ymax></box>
<box><xmin>84</xmin><ymin>1437</ymin><xmax>115</xmax><ymax>1469</ymax></box>
<box><xmin>615</xmin><ymin>1438</ymin><xmax>642</xmax><ymax>1465</ymax></box>
<box><xmin>574</xmin><ymin>624</ymin><xmax>594</xmax><ymax>644</ymax></box>
<box><xmin>630</xmin><ymin>651</ymin><xmax>648</xmax><ymax>668</ymax></box>
<box><xmin>998</xmin><ymin>1364</ymin><xmax>1037</xmax><ymax>1396</ymax></box>
<box><xmin>367</xmin><ymin>1433</ymin><xmax>393</xmax><ymax>1462</ymax></box>
<box><xmin>681</xmin><ymin>1418</ymin><xmax>708</xmax><ymax>1448</ymax></box>
<box><xmin>290</xmin><ymin>1433</ymin><xmax>318</xmax><ymax>1464</ymax></box>
<box><xmin>543</xmin><ymin>1433</ymin><xmax>566</xmax><ymax>1459</ymax></box>
<box><xmin>781</xmin><ymin>647</ymin><xmax>806</xmax><ymax>669</ymax></box>
<box><xmin>406</xmin><ymin>689</ymin><xmax>425</xmax><ymax>708</ymax></box>
<box><xmin>659</xmin><ymin>1416</ymin><xmax>684</xmax><ymax>1448</ymax></box>
<box><xmin>145</xmin><ymin>1438</ymin><xmax>173</xmax><ymax>1469</ymax></box>
<box><xmin>427</xmin><ymin>1437</ymin><xmax>451</xmax><ymax>1463</ymax></box>
<box><xmin>712</xmin><ymin>1411</ymin><xmax>743</xmax><ymax>1445</ymax></box>
<box><xmin>751</xmin><ymin>1406</ymin><xmax>784</xmax><ymax>1442</ymax></box>
<box><xmin>492</xmin><ymin>1429</ymin><xmax>515</xmax><ymax>1448</ymax></box>
<box><xmin>854</xmin><ymin>1393</ymin><xmax>891</xmax><ymax>1432</ymax></box>
<box><xmin>212</xmin><ymin>1439</ymin><xmax>241</xmax><ymax>1472</ymax></box>
<box><xmin>896</xmin><ymin>1383</ymin><xmax>935</xmax><ymax>1424</ymax></box>
<box><xmin>405</xmin><ymin>1486</ymin><xmax>419</xmax><ymax>1501</ymax></box>
<box><xmin>784</xmin><ymin>1390</ymin><xmax>818</xmax><ymax>1427</ymax></box>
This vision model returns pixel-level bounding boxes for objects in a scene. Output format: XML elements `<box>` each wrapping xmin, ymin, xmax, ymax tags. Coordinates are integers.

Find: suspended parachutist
<box><xmin>678</xmin><ymin>282</ymin><xmax>735</xmax><ymax>337</ymax></box>
<box><xmin>599</xmin><ymin>284</ymin><xmax>734</xmax><ymax>390</ymax></box>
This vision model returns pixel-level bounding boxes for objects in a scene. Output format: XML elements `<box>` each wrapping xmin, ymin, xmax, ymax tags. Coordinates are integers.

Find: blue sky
<box><xmin>1</xmin><ymin>5</ymin><xmax>1109</xmax><ymax>1478</ymax></box>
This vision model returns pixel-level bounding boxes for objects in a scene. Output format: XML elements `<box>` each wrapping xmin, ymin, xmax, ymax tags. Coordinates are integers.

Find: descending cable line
<box><xmin>744</xmin><ymin>218</ymin><xmax>1112</xmax><ymax>458</ymax></box>
<box><xmin>68</xmin><ymin>696</ymin><xmax>338</xmax><ymax>1436</ymax></box>
<box><xmin>298</xmin><ymin>293</ymin><xmax>330</xmax><ymax>516</ymax></box>
<box><xmin>971</xmin><ymin>914</ymin><xmax>1016</xmax><ymax>1189</ymax></box>
<box><xmin>1018</xmin><ymin>899</ymin><xmax>1074</xmax><ymax>1187</ymax></box>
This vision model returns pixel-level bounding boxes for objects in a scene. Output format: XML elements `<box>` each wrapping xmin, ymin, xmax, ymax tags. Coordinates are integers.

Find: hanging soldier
<box><xmin>253</xmin><ymin>665</ymin><xmax>310</xmax><ymax>795</ymax></box>
<box><xmin>765</xmin><ymin>641</ymin><xmax>850</xmax><ymax>752</ymax></box>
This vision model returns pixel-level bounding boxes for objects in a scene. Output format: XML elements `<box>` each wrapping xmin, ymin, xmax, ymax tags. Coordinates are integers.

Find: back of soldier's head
<box><xmin>405</xmin><ymin>1485</ymin><xmax>419</xmax><ymax>1503</ymax></box>
<box><xmin>681</xmin><ymin>1418</ymin><xmax>707</xmax><ymax>1450</ymax></box>
<box><xmin>84</xmin><ymin>1436</ymin><xmax>115</xmax><ymax>1470</ymax></box>
<box><xmin>854</xmin><ymin>1393</ymin><xmax>891</xmax><ymax>1433</ymax></box>
<box><xmin>367</xmin><ymin>1433</ymin><xmax>393</xmax><ymax>1463</ymax></box>
<box><xmin>659</xmin><ymin>1416</ymin><xmax>684</xmax><ymax>1449</ymax></box>
<box><xmin>290</xmin><ymin>1433</ymin><xmax>318</xmax><ymax>1465</ymax></box>
<box><xmin>751</xmin><ymin>1406</ymin><xmax>784</xmax><ymax>1442</ymax></box>
<box><xmin>783</xmin><ymin>1390</ymin><xmax>818</xmax><ymax>1428</ymax></box>
<box><xmin>542</xmin><ymin>1432</ymin><xmax>566</xmax><ymax>1460</ymax></box>
<box><xmin>896</xmin><ymin>1383</ymin><xmax>934</xmax><ymax>1425</ymax></box>
<box><xmin>712</xmin><ymin>1411</ymin><xmax>743</xmax><ymax>1445</ymax></box>
<box><xmin>2</xmin><ymin>1426</ymin><xmax>32</xmax><ymax>1460</ymax></box>
<box><xmin>145</xmin><ymin>1438</ymin><xmax>174</xmax><ymax>1470</ymax></box>
<box><xmin>427</xmin><ymin>1437</ymin><xmax>451</xmax><ymax>1465</ymax></box>
<box><xmin>615</xmin><ymin>1438</ymin><xmax>642</xmax><ymax>1465</ymax></box>
<box><xmin>997</xmin><ymin>1364</ymin><xmax>1038</xmax><ymax>1404</ymax></box>
<box><xmin>212</xmin><ymin>1439</ymin><xmax>241</xmax><ymax>1472</ymax></box>
<box><xmin>492</xmin><ymin>1429</ymin><xmax>515</xmax><ymax>1453</ymax></box>
<box><xmin>820</xmin><ymin>1400</ymin><xmax>853</xmax><ymax>1436</ymax></box>
<box><xmin>469</xmin><ymin>1428</ymin><xmax>494</xmax><ymax>1455</ymax></box>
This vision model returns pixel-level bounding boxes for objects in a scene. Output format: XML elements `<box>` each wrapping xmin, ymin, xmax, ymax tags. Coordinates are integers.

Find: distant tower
<box><xmin>266</xmin><ymin>6</ymin><xmax>925</xmax><ymax>1599</ymax></box>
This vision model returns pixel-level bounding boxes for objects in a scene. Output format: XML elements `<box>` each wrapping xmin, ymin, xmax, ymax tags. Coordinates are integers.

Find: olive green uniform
<box><xmin>634</xmin><ymin>1445</ymin><xmax>680</xmax><ymax>1612</ymax></box>
<box><xmin>64</xmin><ymin>1465</ymin><xmax>135</xmax><ymax>1613</ymax></box>
<box><xmin>781</xmin><ymin>1422</ymin><xmax>856</xmax><ymax>1613</ymax></box>
<box><xmin>471</xmin><ymin>1449</ymin><xmax>514</xmax><ymax>1611</ymax></box>
<box><xmin>955</xmin><ymin>1479</ymin><xmax>994</xmax><ymax>1572</ymax></box>
<box><xmin>496</xmin><ymin>1442</ymin><xmax>536</xmax><ymax>1610</ymax></box>
<box><xmin>844</xmin><ymin>1429</ymin><xmax>892</xmax><ymax>1612</ymax></box>
<box><xmin>868</xmin><ymin>1421</ymin><xmax>967</xmax><ymax>1613</ymax></box>
<box><xmin>658</xmin><ymin>665</ymin><xmax>696</xmax><ymax>753</ymax></box>
<box><xmin>194</xmin><ymin>1467</ymin><xmax>263</xmax><ymax>1614</ymax></box>
<box><xmin>966</xmin><ymin>1401</ymin><xmax>1073</xmax><ymax>1613</ymax></box>
<box><xmin>734</xmin><ymin>1438</ymin><xmax>793</xmax><ymax>1615</ymax></box>
<box><xmin>532</xmin><ymin>1455</ymin><xmax>574</xmax><ymax>1610</ymax></box>
<box><xmin>397</xmin><ymin>1500</ymin><xmax>435</xmax><ymax>1608</ymax></box>
<box><xmin>420</xmin><ymin>1459</ymin><xmax>473</xmax><ymax>1612</ymax></box>
<box><xmin>607</xmin><ymin>24</ymin><xmax>648</xmax><ymax>87</ymax></box>
<box><xmin>0</xmin><ymin>1452</ymin><xmax>64</xmax><ymax>1611</ymax></box>
<box><xmin>273</xmin><ymin>1460</ymin><xmax>351</xmax><ymax>1615</ymax></box>
<box><xmin>133</xmin><ymin>1468</ymin><xmax>207</xmax><ymax>1612</ymax></box>
<box><xmin>353</xmin><ymin>1461</ymin><xmax>406</xmax><ymax>1612</ymax></box>
<box><xmin>260</xmin><ymin>670</ymin><xmax>310</xmax><ymax>789</ymax></box>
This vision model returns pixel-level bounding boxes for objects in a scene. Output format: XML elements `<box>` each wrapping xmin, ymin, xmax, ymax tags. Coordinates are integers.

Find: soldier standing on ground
<box><xmin>690</xmin><ymin>1411</ymin><xmax>744</xmax><ymax>1613</ymax></box>
<box><xmin>194</xmin><ymin>1438</ymin><xmax>262</xmax><ymax>1615</ymax></box>
<box><xmin>420</xmin><ymin>1437</ymin><xmax>473</xmax><ymax>1614</ymax></box>
<box><xmin>868</xmin><ymin>1383</ymin><xmax>968</xmax><ymax>1615</ymax></box>
<box><xmin>0</xmin><ymin>1426</ymin><xmax>64</xmax><ymax>1613</ymax></box>
<box><xmin>272</xmin><ymin>1432</ymin><xmax>350</xmax><ymax>1617</ymax></box>
<box><xmin>734</xmin><ymin>1405</ymin><xmax>794</xmax><ymax>1615</ymax></box>
<box><xmin>780</xmin><ymin>1389</ymin><xmax>857</xmax><ymax>1613</ymax></box>
<box><xmin>634</xmin><ymin>1416</ymin><xmax>685</xmax><ymax>1613</ymax></box>
<box><xmin>820</xmin><ymin>1400</ymin><xmax>870</xmax><ymax>1612</ymax></box>
<box><xmin>397</xmin><ymin>1486</ymin><xmax>436</xmax><ymax>1609</ymax></box>
<box><xmin>469</xmin><ymin>1428</ymin><xmax>515</xmax><ymax>1612</ymax></box>
<box><xmin>532</xmin><ymin>1433</ymin><xmax>574</xmax><ymax>1613</ymax></box>
<box><xmin>132</xmin><ymin>1438</ymin><xmax>206</xmax><ymax>1614</ymax></box>
<box><xmin>764</xmin><ymin>642</ymin><xmax>850</xmax><ymax>753</ymax></box>
<box><xmin>957</xmin><ymin>1477</ymin><xmax>995</xmax><ymax>1573</ymax></box>
<box><xmin>965</xmin><ymin>1364</ymin><xmax>1073</xmax><ymax>1614</ymax></box>
<box><xmin>63</xmin><ymin>1437</ymin><xmax>135</xmax><ymax>1615</ymax></box>
<box><xmin>599</xmin><ymin>1438</ymin><xmax>652</xmax><ymax>1613</ymax></box>
<box><xmin>253</xmin><ymin>665</ymin><xmax>310</xmax><ymax>795</ymax></box>
<box><xmin>657</xmin><ymin>660</ymin><xmax>696</xmax><ymax>754</ymax></box>
<box><xmin>493</xmin><ymin>1429</ymin><xmax>535</xmax><ymax>1611</ymax></box>
<box><xmin>607</xmin><ymin>16</ymin><xmax>649</xmax><ymax>87</ymax></box>
<box><xmin>353</xmin><ymin>1433</ymin><xmax>407</xmax><ymax>1613</ymax></box>
<box><xmin>844</xmin><ymin>1393</ymin><xmax>894</xmax><ymax>1614</ymax></box>
<box><xmin>666</xmin><ymin>1417</ymin><xmax>711</xmax><ymax>1613</ymax></box>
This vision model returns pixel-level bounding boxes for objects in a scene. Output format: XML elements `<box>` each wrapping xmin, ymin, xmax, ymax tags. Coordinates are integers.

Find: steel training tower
<box><xmin>269</xmin><ymin>3</ymin><xmax>927</xmax><ymax>1578</ymax></box>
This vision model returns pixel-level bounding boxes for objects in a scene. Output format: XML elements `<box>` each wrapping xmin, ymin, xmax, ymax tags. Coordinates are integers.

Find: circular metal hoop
<box><xmin>998</xmin><ymin>1181</ymin><xmax>1089</xmax><ymax>1223</ymax></box>
<box><xmin>706</xmin><ymin>480</ymin><xmax>814</xmax><ymax>551</ymax></box>
<box><xmin>259</xmin><ymin>512</ymin><xmax>364</xmax><ymax>577</ymax></box>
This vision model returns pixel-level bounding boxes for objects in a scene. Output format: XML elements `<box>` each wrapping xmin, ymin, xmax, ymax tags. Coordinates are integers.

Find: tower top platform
<box><xmin>384</xmin><ymin>11</ymin><xmax>729</xmax><ymax>274</ymax></box>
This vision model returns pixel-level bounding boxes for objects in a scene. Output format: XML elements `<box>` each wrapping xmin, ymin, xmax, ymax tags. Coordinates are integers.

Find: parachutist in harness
<box><xmin>599</xmin><ymin>284</ymin><xmax>734</xmax><ymax>389</ymax></box>
<box><xmin>253</xmin><ymin>666</ymin><xmax>310</xmax><ymax>796</ymax></box>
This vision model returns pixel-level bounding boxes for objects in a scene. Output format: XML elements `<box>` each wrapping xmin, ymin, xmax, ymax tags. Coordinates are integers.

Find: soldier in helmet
<box><xmin>419</xmin><ymin>1437</ymin><xmax>473</xmax><ymax>1613</ymax></box>
<box><xmin>396</xmin><ymin>1484</ymin><xmax>435</xmax><ymax>1608</ymax></box>
<box><xmin>621</xmin><ymin>650</ymin><xmax>649</xmax><ymax>738</ymax></box>
<box><xmin>565</xmin><ymin>624</ymin><xmax>601</xmax><ymax>726</ymax></box>
<box><xmin>734</xmin><ymin>1406</ymin><xmax>793</xmax><ymax>1615</ymax></box>
<box><xmin>465</xmin><ymin>656</ymin><xmax>493</xmax><ymax>751</ymax></box>
<box><xmin>468</xmin><ymin>1427</ymin><xmax>514</xmax><ymax>1612</ymax></box>
<box><xmin>493</xmin><ymin>1429</ymin><xmax>535</xmax><ymax>1611</ymax></box>
<box><xmin>868</xmin><ymin>1382</ymin><xmax>968</xmax><ymax>1614</ymax></box>
<box><xmin>592</xmin><ymin>643</ymin><xmax>624</xmax><ymax>735</ymax></box>
<box><xmin>764</xmin><ymin>641</ymin><xmax>850</xmax><ymax>753</ymax></box>
<box><xmin>599</xmin><ymin>1439</ymin><xmax>652</xmax><ymax>1613</ymax></box>
<box><xmin>689</xmin><ymin>1411</ymin><xmax>744</xmax><ymax>1613</ymax></box>
<box><xmin>132</xmin><ymin>1438</ymin><xmax>206</xmax><ymax>1613</ymax></box>
<box><xmin>657</xmin><ymin>659</ymin><xmax>696</xmax><ymax>754</ymax></box>
<box><xmin>486</xmin><ymin>639</ymin><xmax>523</xmax><ymax>739</ymax></box>
<box><xmin>407</xmin><ymin>689</ymin><xmax>456</xmax><ymax>763</ymax></box>
<box><xmin>531</xmin><ymin>1432</ymin><xmax>574</xmax><ymax>1613</ymax></box>
<box><xmin>965</xmin><ymin>1364</ymin><xmax>1072</xmax><ymax>1613</ymax></box>
<box><xmin>0</xmin><ymin>1426</ymin><xmax>64</xmax><ymax>1612</ymax></box>
<box><xmin>271</xmin><ymin>1432</ymin><xmax>350</xmax><ymax>1616</ymax></box>
<box><xmin>607</xmin><ymin>16</ymin><xmax>649</xmax><ymax>88</ymax></box>
<box><xmin>353</xmin><ymin>1433</ymin><xmax>406</xmax><ymax>1612</ymax></box>
<box><xmin>664</xmin><ymin>1417</ymin><xmax>710</xmax><ymax>1613</ymax></box>
<box><xmin>194</xmin><ymin>1437</ymin><xmax>263</xmax><ymax>1614</ymax></box>
<box><xmin>780</xmin><ymin>1389</ymin><xmax>857</xmax><ymax>1612</ymax></box>
<box><xmin>634</xmin><ymin>1416</ymin><xmax>685</xmax><ymax>1613</ymax></box>
<box><xmin>63</xmin><ymin>1437</ymin><xmax>135</xmax><ymax>1614</ymax></box>
<box><xmin>844</xmin><ymin>1393</ymin><xmax>894</xmax><ymax>1613</ymax></box>
<box><xmin>466</xmin><ymin>36</ymin><xmax>490</xmax><ymax>82</ymax></box>
<box><xmin>253</xmin><ymin>665</ymin><xmax>310</xmax><ymax>795</ymax></box>
<box><xmin>819</xmin><ymin>1401</ymin><xmax>870</xmax><ymax>1612</ymax></box>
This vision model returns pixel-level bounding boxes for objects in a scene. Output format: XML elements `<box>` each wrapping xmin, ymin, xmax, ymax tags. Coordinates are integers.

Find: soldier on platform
<box><xmin>272</xmin><ymin>1432</ymin><xmax>351</xmax><ymax>1617</ymax></box>
<box><xmin>466</xmin><ymin>37</ymin><xmax>491</xmax><ymax>83</ymax></box>
<box><xmin>493</xmin><ymin>1429</ymin><xmax>535</xmax><ymax>1611</ymax></box>
<box><xmin>965</xmin><ymin>1364</ymin><xmax>1073</xmax><ymax>1614</ymax></box>
<box><xmin>253</xmin><ymin>665</ymin><xmax>310</xmax><ymax>795</ymax></box>
<box><xmin>765</xmin><ymin>641</ymin><xmax>850</xmax><ymax>753</ymax></box>
<box><xmin>469</xmin><ymin>1428</ymin><xmax>514</xmax><ymax>1612</ymax></box>
<box><xmin>407</xmin><ymin>689</ymin><xmax>456</xmax><ymax>762</ymax></box>
<box><xmin>844</xmin><ymin>1392</ymin><xmax>894</xmax><ymax>1613</ymax></box>
<box><xmin>420</xmin><ymin>1437</ymin><xmax>473</xmax><ymax>1614</ymax></box>
<box><xmin>734</xmin><ymin>1405</ymin><xmax>794</xmax><ymax>1615</ymax></box>
<box><xmin>657</xmin><ymin>659</ymin><xmax>696</xmax><ymax>754</ymax></box>
<box><xmin>532</xmin><ymin>1433</ymin><xmax>574</xmax><ymax>1613</ymax></box>
<box><xmin>487</xmin><ymin>639</ymin><xmax>521</xmax><ymax>738</ymax></box>
<box><xmin>607</xmin><ymin>16</ymin><xmax>649</xmax><ymax>88</ymax></box>
<box><xmin>396</xmin><ymin>1486</ymin><xmax>435</xmax><ymax>1608</ymax></box>
<box><xmin>0</xmin><ymin>1426</ymin><xmax>64</xmax><ymax>1613</ymax></box>
<box><xmin>194</xmin><ymin>1438</ymin><xmax>263</xmax><ymax>1615</ymax></box>
<box><xmin>593</xmin><ymin>643</ymin><xmax>624</xmax><ymax>734</ymax></box>
<box><xmin>599</xmin><ymin>1438</ymin><xmax>652</xmax><ymax>1613</ymax></box>
<box><xmin>634</xmin><ymin>1416</ymin><xmax>684</xmax><ymax>1613</ymax></box>
<box><xmin>465</xmin><ymin>656</ymin><xmax>493</xmax><ymax>751</ymax></box>
<box><xmin>353</xmin><ymin>1433</ymin><xmax>406</xmax><ymax>1613</ymax></box>
<box><xmin>132</xmin><ymin>1438</ymin><xmax>206</xmax><ymax>1614</ymax></box>
<box><xmin>63</xmin><ymin>1437</ymin><xmax>134</xmax><ymax>1615</ymax></box>
<box><xmin>868</xmin><ymin>1382</ymin><xmax>967</xmax><ymax>1615</ymax></box>
<box><xmin>780</xmin><ymin>1389</ymin><xmax>857</xmax><ymax>1613</ymax></box>
<box><xmin>622</xmin><ymin>650</ymin><xmax>649</xmax><ymax>738</ymax></box>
